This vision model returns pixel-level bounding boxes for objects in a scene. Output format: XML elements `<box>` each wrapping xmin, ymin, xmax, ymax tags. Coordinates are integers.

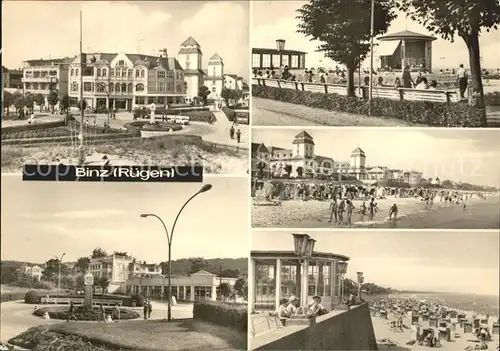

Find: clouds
<box><xmin>2</xmin><ymin>1</ymin><xmax>249</xmax><ymax>77</ymax></box>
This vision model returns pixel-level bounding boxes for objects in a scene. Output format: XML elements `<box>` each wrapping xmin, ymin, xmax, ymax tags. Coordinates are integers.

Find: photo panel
<box><xmin>251</xmin><ymin>1</ymin><xmax>500</xmax><ymax>128</ymax></box>
<box><xmin>1</xmin><ymin>0</ymin><xmax>250</xmax><ymax>175</ymax></box>
<box><xmin>249</xmin><ymin>230</ymin><xmax>499</xmax><ymax>350</ymax></box>
<box><xmin>1</xmin><ymin>175</ymin><xmax>249</xmax><ymax>349</ymax></box>
<box><xmin>251</xmin><ymin>128</ymin><xmax>500</xmax><ymax>229</ymax></box>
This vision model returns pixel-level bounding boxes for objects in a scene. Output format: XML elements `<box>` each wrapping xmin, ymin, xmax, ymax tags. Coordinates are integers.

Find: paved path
<box><xmin>0</xmin><ymin>300</ymin><xmax>193</xmax><ymax>343</ymax></box>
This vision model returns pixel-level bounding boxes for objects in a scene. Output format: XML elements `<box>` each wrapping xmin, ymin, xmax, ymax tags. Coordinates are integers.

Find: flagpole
<box><xmin>369</xmin><ymin>0</ymin><xmax>375</xmax><ymax>115</ymax></box>
<box><xmin>79</xmin><ymin>10</ymin><xmax>85</xmax><ymax>162</ymax></box>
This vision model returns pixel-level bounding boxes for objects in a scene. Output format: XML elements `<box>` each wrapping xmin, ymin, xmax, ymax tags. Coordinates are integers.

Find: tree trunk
<box><xmin>463</xmin><ymin>29</ymin><xmax>487</xmax><ymax>126</ymax></box>
<box><xmin>346</xmin><ymin>66</ymin><xmax>355</xmax><ymax>97</ymax></box>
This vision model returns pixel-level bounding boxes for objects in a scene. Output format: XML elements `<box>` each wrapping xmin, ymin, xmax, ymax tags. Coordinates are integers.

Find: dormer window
<box><xmin>118</xmin><ymin>60</ymin><xmax>125</xmax><ymax>66</ymax></box>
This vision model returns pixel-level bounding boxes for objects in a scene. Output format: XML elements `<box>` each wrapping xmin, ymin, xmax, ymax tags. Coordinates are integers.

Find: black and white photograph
<box><xmin>0</xmin><ymin>175</ymin><xmax>248</xmax><ymax>350</ymax></box>
<box><xmin>249</xmin><ymin>231</ymin><xmax>499</xmax><ymax>351</ymax></box>
<box><xmin>251</xmin><ymin>128</ymin><xmax>500</xmax><ymax>229</ymax></box>
<box><xmin>252</xmin><ymin>0</ymin><xmax>500</xmax><ymax>127</ymax></box>
<box><xmin>1</xmin><ymin>1</ymin><xmax>250</xmax><ymax>174</ymax></box>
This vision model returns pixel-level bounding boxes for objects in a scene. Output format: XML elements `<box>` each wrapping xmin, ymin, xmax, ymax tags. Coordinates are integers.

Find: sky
<box><xmin>252</xmin><ymin>1</ymin><xmax>500</xmax><ymax>70</ymax></box>
<box><xmin>252</xmin><ymin>128</ymin><xmax>500</xmax><ymax>188</ymax></box>
<box><xmin>1</xmin><ymin>175</ymin><xmax>249</xmax><ymax>263</ymax></box>
<box><xmin>252</xmin><ymin>230</ymin><xmax>500</xmax><ymax>296</ymax></box>
<box><xmin>2</xmin><ymin>1</ymin><xmax>249</xmax><ymax>78</ymax></box>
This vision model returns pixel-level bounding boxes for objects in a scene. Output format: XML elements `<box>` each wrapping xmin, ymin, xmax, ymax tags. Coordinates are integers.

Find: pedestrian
<box><xmin>112</xmin><ymin>303</ymin><xmax>120</xmax><ymax>323</ymax></box>
<box><xmin>230</xmin><ymin>125</ymin><xmax>235</xmax><ymax>139</ymax></box>
<box><xmin>236</xmin><ymin>129</ymin><xmax>241</xmax><ymax>143</ymax></box>
<box><xmin>98</xmin><ymin>304</ymin><xmax>106</xmax><ymax>323</ymax></box>
<box><xmin>67</xmin><ymin>301</ymin><xmax>78</xmax><ymax>322</ymax></box>
<box><xmin>143</xmin><ymin>300</ymin><xmax>148</xmax><ymax>320</ymax></box>
<box><xmin>148</xmin><ymin>301</ymin><xmax>152</xmax><ymax>319</ymax></box>
<box><xmin>456</xmin><ymin>63</ymin><xmax>468</xmax><ymax>99</ymax></box>
<box><xmin>402</xmin><ymin>65</ymin><xmax>415</xmax><ymax>88</ymax></box>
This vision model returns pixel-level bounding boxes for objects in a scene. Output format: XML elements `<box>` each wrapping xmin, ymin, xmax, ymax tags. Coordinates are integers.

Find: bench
<box><xmin>250</xmin><ymin>312</ymin><xmax>281</xmax><ymax>337</ymax></box>
<box><xmin>253</xmin><ymin>77</ymin><xmax>459</xmax><ymax>103</ymax></box>
<box><xmin>41</xmin><ymin>297</ymin><xmax>122</xmax><ymax>306</ymax></box>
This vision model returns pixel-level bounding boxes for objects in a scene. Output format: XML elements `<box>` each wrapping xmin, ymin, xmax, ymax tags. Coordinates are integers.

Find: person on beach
<box><xmin>328</xmin><ymin>196</ymin><xmax>338</xmax><ymax>224</ymax></box>
<box><xmin>360</xmin><ymin>201</ymin><xmax>367</xmax><ymax>216</ymax></box>
<box><xmin>369</xmin><ymin>198</ymin><xmax>377</xmax><ymax>221</ymax></box>
<box><xmin>345</xmin><ymin>199</ymin><xmax>355</xmax><ymax>225</ymax></box>
<box><xmin>389</xmin><ymin>204</ymin><xmax>398</xmax><ymax>219</ymax></box>
<box><xmin>337</xmin><ymin>198</ymin><xmax>346</xmax><ymax>225</ymax></box>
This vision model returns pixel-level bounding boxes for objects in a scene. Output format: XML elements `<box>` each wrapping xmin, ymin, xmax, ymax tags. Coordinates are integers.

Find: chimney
<box><xmin>276</xmin><ymin>39</ymin><xmax>286</xmax><ymax>51</ymax></box>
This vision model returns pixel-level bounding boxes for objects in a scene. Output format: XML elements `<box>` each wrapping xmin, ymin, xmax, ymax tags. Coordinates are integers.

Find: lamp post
<box><xmin>58</xmin><ymin>253</ymin><xmax>66</xmax><ymax>302</ymax></box>
<box><xmin>140</xmin><ymin>184</ymin><xmax>212</xmax><ymax>321</ymax></box>
<box><xmin>336</xmin><ymin>261</ymin><xmax>348</xmax><ymax>304</ymax></box>
<box><xmin>292</xmin><ymin>233</ymin><xmax>316</xmax><ymax>308</ymax></box>
<box><xmin>357</xmin><ymin>271</ymin><xmax>364</xmax><ymax>300</ymax></box>
<box><xmin>98</xmin><ymin>83</ymin><xmax>110</xmax><ymax>126</ymax></box>
<box><xmin>368</xmin><ymin>0</ymin><xmax>375</xmax><ymax>115</ymax></box>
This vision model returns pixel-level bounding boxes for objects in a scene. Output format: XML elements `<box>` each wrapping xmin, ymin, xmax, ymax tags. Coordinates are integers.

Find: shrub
<box><xmin>252</xmin><ymin>84</ymin><xmax>485</xmax><ymax>127</ymax></box>
<box><xmin>193</xmin><ymin>300</ymin><xmax>247</xmax><ymax>333</ymax></box>
<box><xmin>25</xmin><ymin>290</ymin><xmax>41</xmax><ymax>304</ymax></box>
<box><xmin>33</xmin><ymin>306</ymin><xmax>140</xmax><ymax>320</ymax></box>
<box><xmin>221</xmin><ymin>106</ymin><xmax>236</xmax><ymax>122</ymax></box>
<box><xmin>1</xmin><ymin>292</ymin><xmax>26</xmax><ymax>303</ymax></box>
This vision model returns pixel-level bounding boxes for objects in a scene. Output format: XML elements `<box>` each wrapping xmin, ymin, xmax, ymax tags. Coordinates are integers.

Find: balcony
<box><xmin>22</xmin><ymin>77</ymin><xmax>58</xmax><ymax>83</ymax></box>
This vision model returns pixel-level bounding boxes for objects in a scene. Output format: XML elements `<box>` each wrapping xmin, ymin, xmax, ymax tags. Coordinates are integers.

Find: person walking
<box><xmin>66</xmin><ymin>301</ymin><xmax>78</xmax><ymax>322</ymax></box>
<box><xmin>143</xmin><ymin>300</ymin><xmax>149</xmax><ymax>320</ymax></box>
<box><xmin>236</xmin><ymin>129</ymin><xmax>241</xmax><ymax>144</ymax></box>
<box><xmin>148</xmin><ymin>301</ymin><xmax>152</xmax><ymax>319</ymax></box>
<box><xmin>456</xmin><ymin>64</ymin><xmax>468</xmax><ymax>99</ymax></box>
<box><xmin>402</xmin><ymin>65</ymin><xmax>414</xmax><ymax>88</ymax></box>
<box><xmin>112</xmin><ymin>303</ymin><xmax>120</xmax><ymax>323</ymax></box>
<box><xmin>98</xmin><ymin>304</ymin><xmax>106</xmax><ymax>323</ymax></box>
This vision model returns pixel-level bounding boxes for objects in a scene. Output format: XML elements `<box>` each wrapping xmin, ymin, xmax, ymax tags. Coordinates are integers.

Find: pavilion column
<box><xmin>331</xmin><ymin>261</ymin><xmax>336</xmax><ymax>309</ymax></box>
<box><xmin>300</xmin><ymin>260</ymin><xmax>309</xmax><ymax>307</ymax></box>
<box><xmin>248</xmin><ymin>258</ymin><xmax>256</xmax><ymax>313</ymax></box>
<box><xmin>295</xmin><ymin>262</ymin><xmax>301</xmax><ymax>300</ymax></box>
<box><xmin>401</xmin><ymin>39</ymin><xmax>406</xmax><ymax>69</ymax></box>
<box><xmin>259</xmin><ymin>54</ymin><xmax>263</xmax><ymax>69</ymax></box>
<box><xmin>275</xmin><ymin>258</ymin><xmax>282</xmax><ymax>311</ymax></box>
<box><xmin>211</xmin><ymin>285</ymin><xmax>217</xmax><ymax>301</ymax></box>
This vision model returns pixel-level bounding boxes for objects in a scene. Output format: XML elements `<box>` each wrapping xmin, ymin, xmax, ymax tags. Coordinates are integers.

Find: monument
<box><xmin>84</xmin><ymin>272</ymin><xmax>94</xmax><ymax>308</ymax></box>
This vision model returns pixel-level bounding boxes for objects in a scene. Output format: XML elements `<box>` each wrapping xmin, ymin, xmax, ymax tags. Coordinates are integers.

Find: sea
<box><xmin>399</xmin><ymin>292</ymin><xmax>500</xmax><ymax>317</ymax></box>
<box><xmin>351</xmin><ymin>197</ymin><xmax>500</xmax><ymax>229</ymax></box>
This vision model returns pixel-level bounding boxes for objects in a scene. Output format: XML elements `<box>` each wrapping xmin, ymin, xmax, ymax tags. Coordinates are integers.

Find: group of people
<box><xmin>65</xmin><ymin>301</ymin><xmax>122</xmax><ymax>323</ymax></box>
<box><xmin>328</xmin><ymin>196</ymin><xmax>382</xmax><ymax>225</ymax></box>
<box><xmin>277</xmin><ymin>295</ymin><xmax>328</xmax><ymax>325</ymax></box>
<box><xmin>230</xmin><ymin>123</ymin><xmax>242</xmax><ymax>143</ymax></box>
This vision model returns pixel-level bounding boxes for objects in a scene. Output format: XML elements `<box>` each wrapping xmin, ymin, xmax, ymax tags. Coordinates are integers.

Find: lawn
<box><xmin>10</xmin><ymin>319</ymin><xmax>247</xmax><ymax>350</ymax></box>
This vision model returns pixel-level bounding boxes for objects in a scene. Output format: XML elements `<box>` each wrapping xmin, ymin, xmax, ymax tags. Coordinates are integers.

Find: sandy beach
<box><xmin>374</xmin><ymin>310</ymin><xmax>499</xmax><ymax>351</ymax></box>
<box><xmin>252</xmin><ymin>195</ymin><xmax>499</xmax><ymax>228</ymax></box>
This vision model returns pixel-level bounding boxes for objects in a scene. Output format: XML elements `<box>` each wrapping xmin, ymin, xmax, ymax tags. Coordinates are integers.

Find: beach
<box><xmin>252</xmin><ymin>195</ymin><xmax>500</xmax><ymax>229</ymax></box>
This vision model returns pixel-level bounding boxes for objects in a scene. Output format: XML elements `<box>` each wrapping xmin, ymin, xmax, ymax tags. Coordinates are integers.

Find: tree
<box><xmin>98</xmin><ymin>276</ymin><xmax>110</xmax><ymax>295</ymax></box>
<box><xmin>197</xmin><ymin>86</ymin><xmax>210</xmax><ymax>106</ymax></box>
<box><xmin>78</xmin><ymin>99</ymin><xmax>88</xmax><ymax>111</ymax></box>
<box><xmin>75</xmin><ymin>275</ymin><xmax>85</xmax><ymax>291</ymax></box>
<box><xmin>395</xmin><ymin>0</ymin><xmax>500</xmax><ymax>126</ymax></box>
<box><xmin>0</xmin><ymin>264</ymin><xmax>18</xmax><ymax>284</ymax></box>
<box><xmin>25</xmin><ymin>93</ymin><xmax>35</xmax><ymax>114</ymax></box>
<box><xmin>75</xmin><ymin>257</ymin><xmax>90</xmax><ymax>273</ymax></box>
<box><xmin>14</xmin><ymin>96</ymin><xmax>26</xmax><ymax>118</ymax></box>
<box><xmin>219</xmin><ymin>268</ymin><xmax>240</xmax><ymax>278</ymax></box>
<box><xmin>35</xmin><ymin>93</ymin><xmax>45</xmax><ymax>112</ymax></box>
<box><xmin>91</xmin><ymin>247</ymin><xmax>108</xmax><ymax>259</ymax></box>
<box><xmin>47</xmin><ymin>90</ymin><xmax>59</xmax><ymax>113</ymax></box>
<box><xmin>3</xmin><ymin>91</ymin><xmax>14</xmax><ymax>116</ymax></box>
<box><xmin>233</xmin><ymin>277</ymin><xmax>248</xmax><ymax>300</ymax></box>
<box><xmin>221</xmin><ymin>88</ymin><xmax>232</xmax><ymax>106</ymax></box>
<box><xmin>61</xmin><ymin>94</ymin><xmax>70</xmax><ymax>113</ymax></box>
<box><xmin>42</xmin><ymin>258</ymin><xmax>61</xmax><ymax>281</ymax></box>
<box><xmin>296</xmin><ymin>0</ymin><xmax>396</xmax><ymax>96</ymax></box>
<box><xmin>114</xmin><ymin>251</ymin><xmax>128</xmax><ymax>257</ymax></box>
<box><xmin>218</xmin><ymin>282</ymin><xmax>232</xmax><ymax>300</ymax></box>
<box><xmin>189</xmin><ymin>257</ymin><xmax>209</xmax><ymax>274</ymax></box>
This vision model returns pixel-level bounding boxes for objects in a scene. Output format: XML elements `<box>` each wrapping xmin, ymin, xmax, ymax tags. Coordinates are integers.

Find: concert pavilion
<box><xmin>375</xmin><ymin>30</ymin><xmax>437</xmax><ymax>72</ymax></box>
<box><xmin>249</xmin><ymin>233</ymin><xmax>350</xmax><ymax>313</ymax></box>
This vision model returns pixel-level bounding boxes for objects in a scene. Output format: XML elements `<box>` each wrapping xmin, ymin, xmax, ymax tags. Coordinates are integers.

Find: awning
<box><xmin>376</xmin><ymin>40</ymin><xmax>401</xmax><ymax>56</ymax></box>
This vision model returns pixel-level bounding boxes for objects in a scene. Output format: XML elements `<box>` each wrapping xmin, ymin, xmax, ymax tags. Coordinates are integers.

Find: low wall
<box><xmin>253</xmin><ymin>304</ymin><xmax>378</xmax><ymax>351</ymax></box>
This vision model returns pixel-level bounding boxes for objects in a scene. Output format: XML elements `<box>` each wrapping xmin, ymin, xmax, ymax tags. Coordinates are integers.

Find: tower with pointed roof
<box><xmin>350</xmin><ymin>147</ymin><xmax>366</xmax><ymax>180</ymax></box>
<box><xmin>292</xmin><ymin>130</ymin><xmax>315</xmax><ymax>158</ymax></box>
<box><xmin>178</xmin><ymin>36</ymin><xmax>205</xmax><ymax>101</ymax></box>
<box><xmin>206</xmin><ymin>53</ymin><xmax>224</xmax><ymax>99</ymax></box>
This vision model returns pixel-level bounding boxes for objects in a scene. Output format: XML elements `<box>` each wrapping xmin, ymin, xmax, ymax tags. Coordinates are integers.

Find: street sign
<box><xmin>84</xmin><ymin>273</ymin><xmax>94</xmax><ymax>286</ymax></box>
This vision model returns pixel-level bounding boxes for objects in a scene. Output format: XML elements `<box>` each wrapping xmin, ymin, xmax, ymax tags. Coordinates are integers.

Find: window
<box><xmin>212</xmin><ymin>86</ymin><xmax>216</xmax><ymax>92</ymax></box>
<box><xmin>97</xmin><ymin>68</ymin><xmax>101</xmax><ymax>77</ymax></box>
<box><xmin>110</xmin><ymin>69</ymin><xmax>115</xmax><ymax>77</ymax></box>
<box><xmin>97</xmin><ymin>84</ymin><xmax>106</xmax><ymax>93</ymax></box>
<box><xmin>127</xmin><ymin>83</ymin><xmax>132</xmax><ymax>92</ymax></box>
<box><xmin>272</xmin><ymin>54</ymin><xmax>280</xmax><ymax>68</ymax></box>
<box><xmin>70</xmin><ymin>69</ymin><xmax>74</xmax><ymax>76</ymax></box>
<box><xmin>121</xmin><ymin>69</ymin><xmax>127</xmax><ymax>77</ymax></box>
<box><xmin>102</xmin><ymin>69</ymin><xmax>107</xmax><ymax>77</ymax></box>
<box><xmin>157</xmin><ymin>71</ymin><xmax>165</xmax><ymax>79</ymax></box>
<box><xmin>71</xmin><ymin>82</ymin><xmax>78</xmax><ymax>92</ymax></box>
<box><xmin>121</xmin><ymin>83</ymin><xmax>127</xmax><ymax>92</ymax></box>
<box><xmin>140</xmin><ymin>70</ymin><xmax>145</xmax><ymax>78</ymax></box>
<box><xmin>262</xmin><ymin>54</ymin><xmax>271</xmax><ymax>68</ymax></box>
<box><xmin>118</xmin><ymin>60</ymin><xmax>125</xmax><ymax>66</ymax></box>
<box><xmin>194</xmin><ymin>286</ymin><xmax>212</xmax><ymax>300</ymax></box>
<box><xmin>282</xmin><ymin>55</ymin><xmax>289</xmax><ymax>66</ymax></box>
<box><xmin>291</xmin><ymin>55</ymin><xmax>299</xmax><ymax>68</ymax></box>
<box><xmin>186</xmin><ymin>55</ymin><xmax>190</xmax><ymax>61</ymax></box>
<box><xmin>255</xmin><ymin>264</ymin><xmax>275</xmax><ymax>309</ymax></box>
<box><xmin>135</xmin><ymin>69</ymin><xmax>140</xmax><ymax>77</ymax></box>
<box><xmin>115</xmin><ymin>83</ymin><xmax>120</xmax><ymax>92</ymax></box>
<box><xmin>212</xmin><ymin>68</ymin><xmax>216</xmax><ymax>76</ymax></box>
<box><xmin>136</xmin><ymin>83</ymin><xmax>144</xmax><ymax>91</ymax></box>
<box><xmin>308</xmin><ymin>262</ymin><xmax>331</xmax><ymax>297</ymax></box>
<box><xmin>186</xmin><ymin>61</ymin><xmax>190</xmax><ymax>69</ymax></box>
<box><xmin>83</xmin><ymin>82</ymin><xmax>92</xmax><ymax>92</ymax></box>
<box><xmin>128</xmin><ymin>69</ymin><xmax>132</xmax><ymax>78</ymax></box>
<box><xmin>109</xmin><ymin>83</ymin><xmax>114</xmax><ymax>92</ymax></box>
<box><xmin>252</xmin><ymin>53</ymin><xmax>260</xmax><ymax>68</ymax></box>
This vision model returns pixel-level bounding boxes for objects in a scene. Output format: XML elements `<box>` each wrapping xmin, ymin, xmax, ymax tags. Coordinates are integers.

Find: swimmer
<box><xmin>389</xmin><ymin>204</ymin><xmax>398</xmax><ymax>219</ymax></box>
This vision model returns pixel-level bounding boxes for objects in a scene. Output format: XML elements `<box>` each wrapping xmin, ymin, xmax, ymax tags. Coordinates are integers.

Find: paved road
<box><xmin>0</xmin><ymin>300</ymin><xmax>193</xmax><ymax>343</ymax></box>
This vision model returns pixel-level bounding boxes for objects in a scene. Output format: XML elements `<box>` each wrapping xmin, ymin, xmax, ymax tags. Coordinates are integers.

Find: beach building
<box><xmin>375</xmin><ymin>30</ymin><xmax>437</xmax><ymax>72</ymax></box>
<box><xmin>88</xmin><ymin>253</ymin><xmax>134</xmax><ymax>292</ymax></box>
<box><xmin>403</xmin><ymin>171</ymin><xmax>423</xmax><ymax>187</ymax></box>
<box><xmin>128</xmin><ymin>259</ymin><xmax>162</xmax><ymax>279</ymax></box>
<box><xmin>67</xmin><ymin>51</ymin><xmax>185</xmax><ymax>110</ymax></box>
<box><xmin>252</xmin><ymin>39</ymin><xmax>307</xmax><ymax>72</ymax></box>
<box><xmin>22</xmin><ymin>264</ymin><xmax>43</xmax><ymax>281</ymax></box>
<box><xmin>124</xmin><ymin>270</ymin><xmax>239</xmax><ymax>301</ymax></box>
<box><xmin>249</xmin><ymin>233</ymin><xmax>350</xmax><ymax>313</ymax></box>
<box><xmin>21</xmin><ymin>57</ymin><xmax>73</xmax><ymax>108</ymax></box>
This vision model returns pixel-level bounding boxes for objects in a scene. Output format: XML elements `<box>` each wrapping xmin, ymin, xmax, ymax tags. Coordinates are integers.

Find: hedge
<box><xmin>1</xmin><ymin>120</ymin><xmax>66</xmax><ymax>133</ymax></box>
<box><xmin>1</xmin><ymin>292</ymin><xmax>28</xmax><ymax>303</ymax></box>
<box><xmin>133</xmin><ymin>109</ymin><xmax>215</xmax><ymax>123</ymax></box>
<box><xmin>193</xmin><ymin>301</ymin><xmax>247</xmax><ymax>333</ymax></box>
<box><xmin>23</xmin><ymin>293</ymin><xmax>143</xmax><ymax>307</ymax></box>
<box><xmin>33</xmin><ymin>305</ymin><xmax>140</xmax><ymax>320</ymax></box>
<box><xmin>252</xmin><ymin>84</ymin><xmax>485</xmax><ymax>127</ymax></box>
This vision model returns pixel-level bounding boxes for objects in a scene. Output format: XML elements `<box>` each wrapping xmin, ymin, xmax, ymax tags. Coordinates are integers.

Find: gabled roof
<box><xmin>252</xmin><ymin>142</ymin><xmax>269</xmax><ymax>153</ymax></box>
<box><xmin>315</xmin><ymin>155</ymin><xmax>334</xmax><ymax>163</ymax></box>
<box><xmin>209</xmin><ymin>53</ymin><xmax>223</xmax><ymax>61</ymax></box>
<box><xmin>378</xmin><ymin>30</ymin><xmax>436</xmax><ymax>41</ymax></box>
<box><xmin>191</xmin><ymin>270</ymin><xmax>213</xmax><ymax>276</ymax></box>
<box><xmin>292</xmin><ymin>130</ymin><xmax>315</xmax><ymax>145</ymax></box>
<box><xmin>181</xmin><ymin>36</ymin><xmax>200</xmax><ymax>47</ymax></box>
<box><xmin>294</xmin><ymin>130</ymin><xmax>313</xmax><ymax>139</ymax></box>
<box><xmin>351</xmin><ymin>147</ymin><xmax>365</xmax><ymax>156</ymax></box>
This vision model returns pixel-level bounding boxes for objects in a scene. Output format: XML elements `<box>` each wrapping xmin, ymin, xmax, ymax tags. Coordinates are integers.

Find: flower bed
<box><xmin>139</xmin><ymin>122</ymin><xmax>183</xmax><ymax>132</ymax></box>
<box><xmin>1</xmin><ymin>120</ymin><xmax>66</xmax><ymax>133</ymax></box>
<box><xmin>193</xmin><ymin>300</ymin><xmax>247</xmax><ymax>333</ymax></box>
<box><xmin>33</xmin><ymin>305</ymin><xmax>140</xmax><ymax>320</ymax></box>
<box><xmin>252</xmin><ymin>84</ymin><xmax>485</xmax><ymax>127</ymax></box>
<box><xmin>23</xmin><ymin>292</ymin><xmax>141</xmax><ymax>307</ymax></box>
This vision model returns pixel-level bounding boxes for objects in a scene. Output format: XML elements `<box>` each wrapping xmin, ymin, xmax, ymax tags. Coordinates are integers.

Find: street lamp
<box><xmin>98</xmin><ymin>83</ymin><xmax>111</xmax><ymax>127</ymax></box>
<box><xmin>58</xmin><ymin>253</ymin><xmax>66</xmax><ymax>302</ymax></box>
<box><xmin>140</xmin><ymin>183</ymin><xmax>212</xmax><ymax>321</ymax></box>
<box><xmin>292</xmin><ymin>233</ymin><xmax>316</xmax><ymax>308</ymax></box>
<box><xmin>357</xmin><ymin>271</ymin><xmax>364</xmax><ymax>300</ymax></box>
<box><xmin>336</xmin><ymin>261</ymin><xmax>348</xmax><ymax>303</ymax></box>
